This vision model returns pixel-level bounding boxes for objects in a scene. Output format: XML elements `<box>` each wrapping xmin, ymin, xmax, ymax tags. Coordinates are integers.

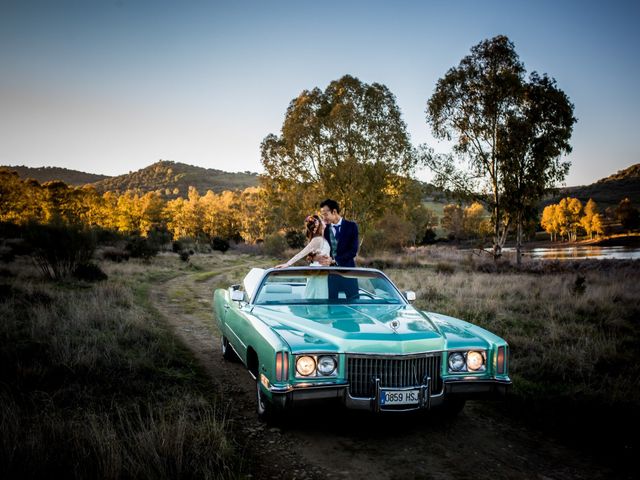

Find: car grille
<box><xmin>346</xmin><ymin>354</ymin><xmax>443</xmax><ymax>398</ymax></box>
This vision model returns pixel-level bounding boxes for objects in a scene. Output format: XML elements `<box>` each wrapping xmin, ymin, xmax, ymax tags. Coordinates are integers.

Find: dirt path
<box><xmin>150</xmin><ymin>266</ymin><xmax>623</xmax><ymax>480</ymax></box>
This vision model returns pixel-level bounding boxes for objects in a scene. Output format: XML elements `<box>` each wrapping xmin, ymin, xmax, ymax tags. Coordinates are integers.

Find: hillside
<box><xmin>5</xmin><ymin>165</ymin><xmax>110</xmax><ymax>186</ymax></box>
<box><xmin>90</xmin><ymin>160</ymin><xmax>259</xmax><ymax>196</ymax></box>
<box><xmin>543</xmin><ymin>163</ymin><xmax>640</xmax><ymax>209</ymax></box>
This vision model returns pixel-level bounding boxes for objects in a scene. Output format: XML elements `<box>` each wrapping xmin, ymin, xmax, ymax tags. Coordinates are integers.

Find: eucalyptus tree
<box><xmin>261</xmin><ymin>74</ymin><xmax>418</xmax><ymax>237</ymax></box>
<box><xmin>425</xmin><ymin>35</ymin><xmax>575</xmax><ymax>260</ymax></box>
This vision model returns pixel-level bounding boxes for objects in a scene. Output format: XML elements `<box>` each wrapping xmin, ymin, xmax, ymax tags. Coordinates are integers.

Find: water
<box><xmin>506</xmin><ymin>245</ymin><xmax>640</xmax><ymax>260</ymax></box>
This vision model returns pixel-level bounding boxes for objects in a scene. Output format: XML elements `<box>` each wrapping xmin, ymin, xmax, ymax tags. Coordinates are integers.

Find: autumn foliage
<box><xmin>541</xmin><ymin>197</ymin><xmax>605</xmax><ymax>241</ymax></box>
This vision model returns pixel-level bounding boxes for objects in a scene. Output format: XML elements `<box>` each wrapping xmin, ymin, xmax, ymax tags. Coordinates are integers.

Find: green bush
<box><xmin>73</xmin><ymin>262</ymin><xmax>108</xmax><ymax>282</ymax></box>
<box><xmin>285</xmin><ymin>230</ymin><xmax>306</xmax><ymax>249</ymax></box>
<box><xmin>125</xmin><ymin>236</ymin><xmax>159</xmax><ymax>260</ymax></box>
<box><xmin>24</xmin><ymin>223</ymin><xmax>96</xmax><ymax>280</ymax></box>
<box><xmin>211</xmin><ymin>236</ymin><xmax>230</xmax><ymax>253</ymax></box>
<box><xmin>263</xmin><ymin>233</ymin><xmax>287</xmax><ymax>258</ymax></box>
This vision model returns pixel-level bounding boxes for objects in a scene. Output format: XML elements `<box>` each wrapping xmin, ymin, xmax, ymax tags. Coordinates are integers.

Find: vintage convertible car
<box><xmin>213</xmin><ymin>267</ymin><xmax>510</xmax><ymax>419</ymax></box>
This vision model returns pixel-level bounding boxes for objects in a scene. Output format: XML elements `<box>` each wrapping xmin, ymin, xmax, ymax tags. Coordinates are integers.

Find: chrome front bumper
<box><xmin>269</xmin><ymin>377</ymin><xmax>511</xmax><ymax>412</ymax></box>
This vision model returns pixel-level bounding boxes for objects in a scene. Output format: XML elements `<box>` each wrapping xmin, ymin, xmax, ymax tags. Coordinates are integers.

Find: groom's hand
<box><xmin>315</xmin><ymin>255</ymin><xmax>333</xmax><ymax>266</ymax></box>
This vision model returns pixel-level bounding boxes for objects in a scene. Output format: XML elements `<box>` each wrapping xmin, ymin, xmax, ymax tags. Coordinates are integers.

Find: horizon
<box><xmin>1</xmin><ymin>0</ymin><xmax>639</xmax><ymax>187</ymax></box>
<box><xmin>3</xmin><ymin>158</ymin><xmax>638</xmax><ymax>189</ymax></box>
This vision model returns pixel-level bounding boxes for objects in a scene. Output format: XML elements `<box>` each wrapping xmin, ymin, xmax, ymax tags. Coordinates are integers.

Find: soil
<box><xmin>150</xmin><ymin>270</ymin><xmax>630</xmax><ymax>480</ymax></box>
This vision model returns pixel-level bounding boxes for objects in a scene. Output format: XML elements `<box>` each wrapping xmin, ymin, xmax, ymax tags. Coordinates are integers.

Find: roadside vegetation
<box><xmin>382</xmin><ymin>247</ymin><xmax>640</xmax><ymax>454</ymax></box>
<box><xmin>0</xmin><ymin>255</ymin><xmax>244</xmax><ymax>479</ymax></box>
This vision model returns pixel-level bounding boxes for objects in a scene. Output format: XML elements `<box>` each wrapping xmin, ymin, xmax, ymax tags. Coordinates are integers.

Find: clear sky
<box><xmin>1</xmin><ymin>0</ymin><xmax>638</xmax><ymax>186</ymax></box>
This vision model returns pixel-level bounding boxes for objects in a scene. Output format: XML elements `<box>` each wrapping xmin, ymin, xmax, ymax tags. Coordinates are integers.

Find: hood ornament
<box><xmin>389</xmin><ymin>319</ymin><xmax>400</xmax><ymax>333</ymax></box>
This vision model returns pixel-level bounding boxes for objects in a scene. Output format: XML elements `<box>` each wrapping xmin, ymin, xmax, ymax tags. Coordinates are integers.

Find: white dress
<box><xmin>284</xmin><ymin>236</ymin><xmax>331</xmax><ymax>266</ymax></box>
<box><xmin>284</xmin><ymin>236</ymin><xmax>331</xmax><ymax>299</ymax></box>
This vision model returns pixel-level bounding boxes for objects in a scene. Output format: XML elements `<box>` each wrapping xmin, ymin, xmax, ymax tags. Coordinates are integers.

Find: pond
<box><xmin>505</xmin><ymin>245</ymin><xmax>640</xmax><ymax>260</ymax></box>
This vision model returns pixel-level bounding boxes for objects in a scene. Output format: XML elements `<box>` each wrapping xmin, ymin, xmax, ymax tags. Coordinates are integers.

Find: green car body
<box><xmin>213</xmin><ymin>267</ymin><xmax>511</xmax><ymax>417</ymax></box>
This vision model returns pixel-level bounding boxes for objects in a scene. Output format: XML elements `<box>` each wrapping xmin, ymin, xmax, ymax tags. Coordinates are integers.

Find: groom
<box><xmin>317</xmin><ymin>199</ymin><xmax>359</xmax><ymax>267</ymax></box>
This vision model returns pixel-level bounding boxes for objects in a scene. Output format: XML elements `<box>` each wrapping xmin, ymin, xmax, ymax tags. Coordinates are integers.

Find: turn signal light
<box><xmin>275</xmin><ymin>352</ymin><xmax>289</xmax><ymax>381</ymax></box>
<box><xmin>497</xmin><ymin>346</ymin><xmax>506</xmax><ymax>375</ymax></box>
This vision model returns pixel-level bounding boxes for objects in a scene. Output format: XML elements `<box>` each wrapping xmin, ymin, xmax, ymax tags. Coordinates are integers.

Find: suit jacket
<box><xmin>324</xmin><ymin>219</ymin><xmax>359</xmax><ymax>267</ymax></box>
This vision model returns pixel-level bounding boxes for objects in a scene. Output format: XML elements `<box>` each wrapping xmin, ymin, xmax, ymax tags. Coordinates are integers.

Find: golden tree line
<box><xmin>540</xmin><ymin>197</ymin><xmax>604</xmax><ymax>242</ymax></box>
<box><xmin>0</xmin><ymin>170</ymin><xmax>270</xmax><ymax>242</ymax></box>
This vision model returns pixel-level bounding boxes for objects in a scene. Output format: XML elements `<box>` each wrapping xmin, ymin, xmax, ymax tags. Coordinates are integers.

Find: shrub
<box><xmin>435</xmin><ymin>262</ymin><xmax>455</xmax><ymax>274</ymax></box>
<box><xmin>285</xmin><ymin>230</ymin><xmax>306</xmax><ymax>249</ymax></box>
<box><xmin>179</xmin><ymin>251</ymin><xmax>191</xmax><ymax>262</ymax></box>
<box><xmin>172</xmin><ymin>240</ymin><xmax>182</xmax><ymax>253</ymax></box>
<box><xmin>125</xmin><ymin>236</ymin><xmax>159</xmax><ymax>260</ymax></box>
<box><xmin>211</xmin><ymin>237</ymin><xmax>230</xmax><ymax>253</ymax></box>
<box><xmin>263</xmin><ymin>233</ymin><xmax>287</xmax><ymax>258</ymax></box>
<box><xmin>24</xmin><ymin>223</ymin><xmax>96</xmax><ymax>280</ymax></box>
<box><xmin>73</xmin><ymin>262</ymin><xmax>108</xmax><ymax>282</ymax></box>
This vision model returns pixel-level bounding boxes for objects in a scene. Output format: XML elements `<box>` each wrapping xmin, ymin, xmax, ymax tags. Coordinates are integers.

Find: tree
<box><xmin>541</xmin><ymin>204</ymin><xmax>560</xmax><ymax>241</ymax></box>
<box><xmin>499</xmin><ymin>72</ymin><xmax>575</xmax><ymax>263</ymax></box>
<box><xmin>581</xmin><ymin>198</ymin><xmax>603</xmax><ymax>239</ymax></box>
<box><xmin>260</xmin><ymin>74</ymin><xmax>418</xmax><ymax>237</ymax></box>
<box><xmin>425</xmin><ymin>35</ymin><xmax>575</xmax><ymax>261</ymax></box>
<box><xmin>441</xmin><ymin>204</ymin><xmax>465</xmax><ymax>239</ymax></box>
<box><xmin>616</xmin><ymin>198</ymin><xmax>640</xmax><ymax>232</ymax></box>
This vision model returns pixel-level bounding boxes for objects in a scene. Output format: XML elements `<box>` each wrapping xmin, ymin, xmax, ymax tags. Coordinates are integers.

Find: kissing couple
<box><xmin>275</xmin><ymin>199</ymin><xmax>359</xmax><ymax>268</ymax></box>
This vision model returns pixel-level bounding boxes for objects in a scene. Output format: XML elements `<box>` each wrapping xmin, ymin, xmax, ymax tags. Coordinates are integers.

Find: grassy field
<box><xmin>381</xmin><ymin>247</ymin><xmax>640</xmax><ymax>453</ymax></box>
<box><xmin>0</xmin><ymin>255</ymin><xmax>250</xmax><ymax>480</ymax></box>
<box><xmin>2</xmin><ymin>246</ymin><xmax>638</xmax><ymax>476</ymax></box>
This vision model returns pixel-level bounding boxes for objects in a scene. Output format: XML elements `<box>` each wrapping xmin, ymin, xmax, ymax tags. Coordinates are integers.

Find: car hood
<box><xmin>250</xmin><ymin>304</ymin><xmax>446</xmax><ymax>354</ymax></box>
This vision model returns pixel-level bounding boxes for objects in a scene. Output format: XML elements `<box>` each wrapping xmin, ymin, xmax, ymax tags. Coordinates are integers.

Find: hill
<box><xmin>90</xmin><ymin>160</ymin><xmax>259</xmax><ymax>196</ymax></box>
<box><xmin>5</xmin><ymin>165</ymin><xmax>110</xmax><ymax>185</ymax></box>
<box><xmin>543</xmin><ymin>163</ymin><xmax>640</xmax><ymax>209</ymax></box>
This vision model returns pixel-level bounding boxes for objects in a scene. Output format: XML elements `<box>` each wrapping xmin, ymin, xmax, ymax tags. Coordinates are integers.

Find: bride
<box><xmin>275</xmin><ymin>214</ymin><xmax>331</xmax><ymax>268</ymax></box>
<box><xmin>275</xmin><ymin>215</ymin><xmax>331</xmax><ymax>299</ymax></box>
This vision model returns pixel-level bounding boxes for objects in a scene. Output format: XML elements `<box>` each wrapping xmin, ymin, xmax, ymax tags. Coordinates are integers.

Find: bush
<box><xmin>263</xmin><ymin>233</ymin><xmax>288</xmax><ymax>258</ymax></box>
<box><xmin>179</xmin><ymin>251</ymin><xmax>191</xmax><ymax>262</ymax></box>
<box><xmin>285</xmin><ymin>230</ymin><xmax>306</xmax><ymax>249</ymax></box>
<box><xmin>211</xmin><ymin>237</ymin><xmax>230</xmax><ymax>253</ymax></box>
<box><xmin>172</xmin><ymin>240</ymin><xmax>182</xmax><ymax>253</ymax></box>
<box><xmin>125</xmin><ymin>236</ymin><xmax>159</xmax><ymax>260</ymax></box>
<box><xmin>146</xmin><ymin>226</ymin><xmax>172</xmax><ymax>251</ymax></box>
<box><xmin>24</xmin><ymin>223</ymin><xmax>96</xmax><ymax>280</ymax></box>
<box><xmin>73</xmin><ymin>262</ymin><xmax>108</xmax><ymax>282</ymax></box>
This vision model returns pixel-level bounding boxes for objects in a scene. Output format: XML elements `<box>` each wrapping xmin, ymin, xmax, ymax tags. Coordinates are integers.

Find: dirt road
<box><xmin>150</xmin><ymin>266</ymin><xmax>622</xmax><ymax>480</ymax></box>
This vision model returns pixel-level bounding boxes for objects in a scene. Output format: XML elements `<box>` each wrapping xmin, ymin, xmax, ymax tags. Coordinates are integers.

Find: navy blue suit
<box><xmin>324</xmin><ymin>219</ymin><xmax>359</xmax><ymax>267</ymax></box>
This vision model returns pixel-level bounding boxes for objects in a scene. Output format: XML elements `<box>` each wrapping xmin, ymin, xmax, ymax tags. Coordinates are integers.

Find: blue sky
<box><xmin>1</xmin><ymin>0</ymin><xmax>638</xmax><ymax>186</ymax></box>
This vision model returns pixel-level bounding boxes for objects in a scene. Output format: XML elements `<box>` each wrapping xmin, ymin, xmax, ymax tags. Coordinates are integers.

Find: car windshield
<box><xmin>253</xmin><ymin>269</ymin><xmax>405</xmax><ymax>305</ymax></box>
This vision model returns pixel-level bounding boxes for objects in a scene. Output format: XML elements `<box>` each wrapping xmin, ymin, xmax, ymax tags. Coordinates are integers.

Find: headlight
<box><xmin>467</xmin><ymin>351</ymin><xmax>485</xmax><ymax>371</ymax></box>
<box><xmin>296</xmin><ymin>355</ymin><xmax>316</xmax><ymax>376</ymax></box>
<box><xmin>448</xmin><ymin>352</ymin><xmax>465</xmax><ymax>371</ymax></box>
<box><xmin>317</xmin><ymin>355</ymin><xmax>337</xmax><ymax>375</ymax></box>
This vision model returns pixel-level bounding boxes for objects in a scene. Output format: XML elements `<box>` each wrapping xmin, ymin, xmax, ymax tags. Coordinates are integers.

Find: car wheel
<box><xmin>256</xmin><ymin>379</ymin><xmax>273</xmax><ymax>420</ymax></box>
<box><xmin>221</xmin><ymin>336</ymin><xmax>237</xmax><ymax>361</ymax></box>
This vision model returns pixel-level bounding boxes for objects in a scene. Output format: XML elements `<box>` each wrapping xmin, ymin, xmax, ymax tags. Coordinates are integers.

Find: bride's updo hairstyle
<box><xmin>304</xmin><ymin>214</ymin><xmax>323</xmax><ymax>240</ymax></box>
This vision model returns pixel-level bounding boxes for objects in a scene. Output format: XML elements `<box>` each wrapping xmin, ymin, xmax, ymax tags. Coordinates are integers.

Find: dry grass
<box><xmin>0</xmin><ymin>257</ymin><xmax>242</xmax><ymax>479</ymax></box>
<box><xmin>389</xmin><ymin>262</ymin><xmax>640</xmax><ymax>403</ymax></box>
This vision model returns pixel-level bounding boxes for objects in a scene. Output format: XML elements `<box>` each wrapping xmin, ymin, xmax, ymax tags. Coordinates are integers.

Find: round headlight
<box><xmin>448</xmin><ymin>352</ymin><xmax>465</xmax><ymax>371</ymax></box>
<box><xmin>317</xmin><ymin>356</ymin><xmax>337</xmax><ymax>376</ymax></box>
<box><xmin>296</xmin><ymin>356</ymin><xmax>316</xmax><ymax>376</ymax></box>
<box><xmin>467</xmin><ymin>351</ymin><xmax>485</xmax><ymax>371</ymax></box>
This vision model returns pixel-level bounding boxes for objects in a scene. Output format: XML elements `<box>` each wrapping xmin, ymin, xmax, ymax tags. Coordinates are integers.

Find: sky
<box><xmin>1</xmin><ymin>0</ymin><xmax>638</xmax><ymax>187</ymax></box>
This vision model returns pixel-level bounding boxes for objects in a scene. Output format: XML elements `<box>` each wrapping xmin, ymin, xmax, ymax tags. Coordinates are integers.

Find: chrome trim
<box><xmin>269</xmin><ymin>381</ymin><xmax>348</xmax><ymax>394</ymax></box>
<box><xmin>346</xmin><ymin>353</ymin><xmax>443</xmax><ymax>399</ymax></box>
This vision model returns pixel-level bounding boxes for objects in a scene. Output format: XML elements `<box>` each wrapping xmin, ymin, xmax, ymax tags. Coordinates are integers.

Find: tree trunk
<box><xmin>516</xmin><ymin>215</ymin><xmax>522</xmax><ymax>267</ymax></box>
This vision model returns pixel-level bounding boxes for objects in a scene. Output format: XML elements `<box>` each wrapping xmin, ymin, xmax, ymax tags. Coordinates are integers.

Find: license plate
<box><xmin>380</xmin><ymin>389</ymin><xmax>420</xmax><ymax>406</ymax></box>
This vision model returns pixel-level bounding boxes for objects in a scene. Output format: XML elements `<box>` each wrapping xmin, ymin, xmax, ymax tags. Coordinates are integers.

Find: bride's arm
<box><xmin>281</xmin><ymin>237</ymin><xmax>323</xmax><ymax>266</ymax></box>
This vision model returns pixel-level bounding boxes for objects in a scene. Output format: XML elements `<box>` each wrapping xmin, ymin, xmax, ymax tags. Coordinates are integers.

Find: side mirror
<box><xmin>404</xmin><ymin>291</ymin><xmax>416</xmax><ymax>302</ymax></box>
<box><xmin>230</xmin><ymin>289</ymin><xmax>245</xmax><ymax>302</ymax></box>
